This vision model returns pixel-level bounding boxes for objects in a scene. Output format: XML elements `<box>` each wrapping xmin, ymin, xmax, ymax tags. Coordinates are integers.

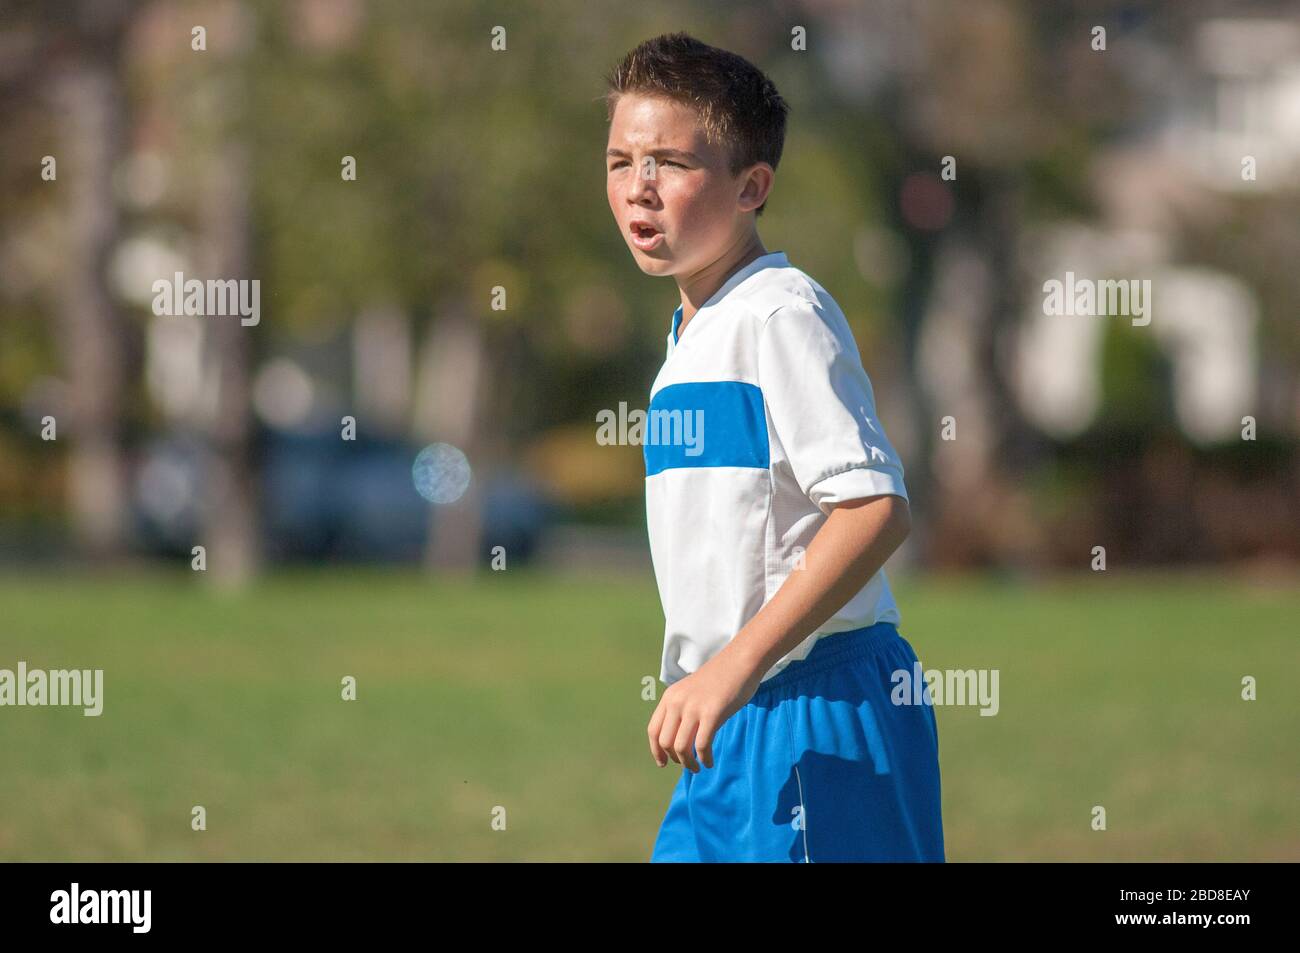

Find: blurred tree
<box><xmin>189</xmin><ymin>2</ymin><xmax>261</xmax><ymax>587</ymax></box>
<box><xmin>3</xmin><ymin>0</ymin><xmax>139</xmax><ymax>557</ymax></box>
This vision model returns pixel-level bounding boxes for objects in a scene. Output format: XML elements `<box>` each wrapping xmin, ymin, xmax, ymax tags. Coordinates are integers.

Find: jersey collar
<box><xmin>669</xmin><ymin>250</ymin><xmax>789</xmax><ymax>345</ymax></box>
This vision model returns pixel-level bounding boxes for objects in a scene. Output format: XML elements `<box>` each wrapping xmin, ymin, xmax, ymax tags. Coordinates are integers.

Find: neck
<box><xmin>676</xmin><ymin>233</ymin><xmax>768</xmax><ymax>327</ymax></box>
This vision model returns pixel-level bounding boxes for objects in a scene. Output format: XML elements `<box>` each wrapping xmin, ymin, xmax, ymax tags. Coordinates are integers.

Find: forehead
<box><xmin>607</xmin><ymin>93</ymin><xmax>712</xmax><ymax>152</ymax></box>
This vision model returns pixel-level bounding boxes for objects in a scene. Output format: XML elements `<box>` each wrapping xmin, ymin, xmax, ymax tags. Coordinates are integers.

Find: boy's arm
<box><xmin>647</xmin><ymin>492</ymin><xmax>911</xmax><ymax>772</ymax></box>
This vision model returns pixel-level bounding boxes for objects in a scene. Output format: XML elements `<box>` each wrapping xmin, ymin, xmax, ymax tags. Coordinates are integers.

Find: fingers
<box><xmin>647</xmin><ymin>698</ymin><xmax>668</xmax><ymax>766</ymax></box>
<box><xmin>673</xmin><ymin>716</ymin><xmax>701</xmax><ymax>773</ymax></box>
<box><xmin>648</xmin><ymin>686</ymin><xmax>722</xmax><ymax>773</ymax></box>
<box><xmin>655</xmin><ymin>707</ymin><xmax>682</xmax><ymax>766</ymax></box>
<box><xmin>694</xmin><ymin>718</ymin><xmax>717</xmax><ymax>770</ymax></box>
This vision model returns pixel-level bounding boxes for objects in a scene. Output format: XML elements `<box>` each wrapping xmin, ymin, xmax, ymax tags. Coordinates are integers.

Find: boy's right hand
<box><xmin>647</xmin><ymin>648</ymin><xmax>762</xmax><ymax>772</ymax></box>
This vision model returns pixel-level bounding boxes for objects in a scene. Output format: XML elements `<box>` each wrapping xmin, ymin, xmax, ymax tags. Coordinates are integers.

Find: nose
<box><xmin>624</xmin><ymin>157</ymin><xmax>658</xmax><ymax>206</ymax></box>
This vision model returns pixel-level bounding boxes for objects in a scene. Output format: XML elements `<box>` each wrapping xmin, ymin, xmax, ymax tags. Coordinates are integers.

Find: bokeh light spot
<box><xmin>412</xmin><ymin>443</ymin><xmax>472</xmax><ymax>504</ymax></box>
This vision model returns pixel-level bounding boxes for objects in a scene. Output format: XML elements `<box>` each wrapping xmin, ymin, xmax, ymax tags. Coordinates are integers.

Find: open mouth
<box><xmin>630</xmin><ymin>222</ymin><xmax>664</xmax><ymax>250</ymax></box>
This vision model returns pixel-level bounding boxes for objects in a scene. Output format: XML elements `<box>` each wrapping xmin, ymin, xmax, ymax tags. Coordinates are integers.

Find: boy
<box><xmin>605</xmin><ymin>33</ymin><xmax>944</xmax><ymax>862</ymax></box>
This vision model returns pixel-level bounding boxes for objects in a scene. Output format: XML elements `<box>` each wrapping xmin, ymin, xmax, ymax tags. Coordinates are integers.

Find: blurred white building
<box><xmin>1010</xmin><ymin>14</ymin><xmax>1299</xmax><ymax>445</ymax></box>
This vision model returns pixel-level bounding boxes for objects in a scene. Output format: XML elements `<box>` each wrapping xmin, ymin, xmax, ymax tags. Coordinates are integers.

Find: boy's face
<box><xmin>606</xmin><ymin>93</ymin><xmax>764</xmax><ymax>278</ymax></box>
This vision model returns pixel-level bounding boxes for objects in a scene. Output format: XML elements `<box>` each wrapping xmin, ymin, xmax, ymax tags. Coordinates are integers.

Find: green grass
<box><xmin>0</xmin><ymin>567</ymin><xmax>1295</xmax><ymax>861</ymax></box>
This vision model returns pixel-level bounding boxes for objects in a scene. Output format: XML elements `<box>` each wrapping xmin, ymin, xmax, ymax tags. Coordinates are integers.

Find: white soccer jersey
<box><xmin>643</xmin><ymin>250</ymin><xmax>909</xmax><ymax>687</ymax></box>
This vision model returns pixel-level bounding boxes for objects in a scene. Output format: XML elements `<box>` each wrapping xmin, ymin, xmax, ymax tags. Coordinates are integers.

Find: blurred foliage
<box><xmin>0</xmin><ymin>0</ymin><xmax>1295</xmax><ymax>565</ymax></box>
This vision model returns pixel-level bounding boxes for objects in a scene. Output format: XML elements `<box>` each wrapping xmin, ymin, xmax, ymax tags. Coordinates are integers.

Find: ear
<box><xmin>738</xmin><ymin>163</ymin><xmax>775</xmax><ymax>213</ymax></box>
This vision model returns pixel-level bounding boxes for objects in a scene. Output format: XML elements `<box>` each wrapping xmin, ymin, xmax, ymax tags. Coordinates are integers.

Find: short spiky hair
<box><xmin>604</xmin><ymin>32</ymin><xmax>788</xmax><ymax>216</ymax></box>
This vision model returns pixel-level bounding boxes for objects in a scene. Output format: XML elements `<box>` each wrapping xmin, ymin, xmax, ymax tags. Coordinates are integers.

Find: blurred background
<box><xmin>0</xmin><ymin>0</ymin><xmax>1296</xmax><ymax>861</ymax></box>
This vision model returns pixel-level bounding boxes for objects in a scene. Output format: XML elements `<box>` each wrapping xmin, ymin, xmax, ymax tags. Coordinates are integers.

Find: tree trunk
<box><xmin>196</xmin><ymin>139</ymin><xmax>260</xmax><ymax>589</ymax></box>
<box><xmin>51</xmin><ymin>49</ymin><xmax>131</xmax><ymax>558</ymax></box>
<box><xmin>415</xmin><ymin>297</ymin><xmax>486</xmax><ymax>573</ymax></box>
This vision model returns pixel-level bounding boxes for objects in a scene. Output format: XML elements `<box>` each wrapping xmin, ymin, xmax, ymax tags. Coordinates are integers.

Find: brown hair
<box><xmin>604</xmin><ymin>32</ymin><xmax>788</xmax><ymax>216</ymax></box>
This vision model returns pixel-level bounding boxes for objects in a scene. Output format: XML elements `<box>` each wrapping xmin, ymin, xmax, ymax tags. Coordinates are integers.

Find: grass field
<box><xmin>1</xmin><ymin>567</ymin><xmax>1296</xmax><ymax>861</ymax></box>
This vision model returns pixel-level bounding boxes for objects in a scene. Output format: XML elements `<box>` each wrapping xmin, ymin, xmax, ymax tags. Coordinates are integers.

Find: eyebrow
<box><xmin>605</xmin><ymin>147</ymin><xmax>701</xmax><ymax>163</ymax></box>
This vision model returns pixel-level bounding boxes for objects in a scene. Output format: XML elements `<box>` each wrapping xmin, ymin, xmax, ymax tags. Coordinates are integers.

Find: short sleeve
<box><xmin>758</xmin><ymin>300</ymin><xmax>908</xmax><ymax>514</ymax></box>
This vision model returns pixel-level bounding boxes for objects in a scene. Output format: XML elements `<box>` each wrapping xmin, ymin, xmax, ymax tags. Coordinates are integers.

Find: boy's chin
<box><xmin>632</xmin><ymin>252</ymin><xmax>676</xmax><ymax>276</ymax></box>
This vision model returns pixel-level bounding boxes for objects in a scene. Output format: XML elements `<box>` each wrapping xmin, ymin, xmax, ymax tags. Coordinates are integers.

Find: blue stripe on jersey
<box><xmin>643</xmin><ymin>381</ymin><xmax>769</xmax><ymax>476</ymax></box>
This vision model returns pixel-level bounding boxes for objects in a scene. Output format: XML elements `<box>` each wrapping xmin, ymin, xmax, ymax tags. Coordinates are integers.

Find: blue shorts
<box><xmin>650</xmin><ymin>621</ymin><xmax>945</xmax><ymax>862</ymax></box>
